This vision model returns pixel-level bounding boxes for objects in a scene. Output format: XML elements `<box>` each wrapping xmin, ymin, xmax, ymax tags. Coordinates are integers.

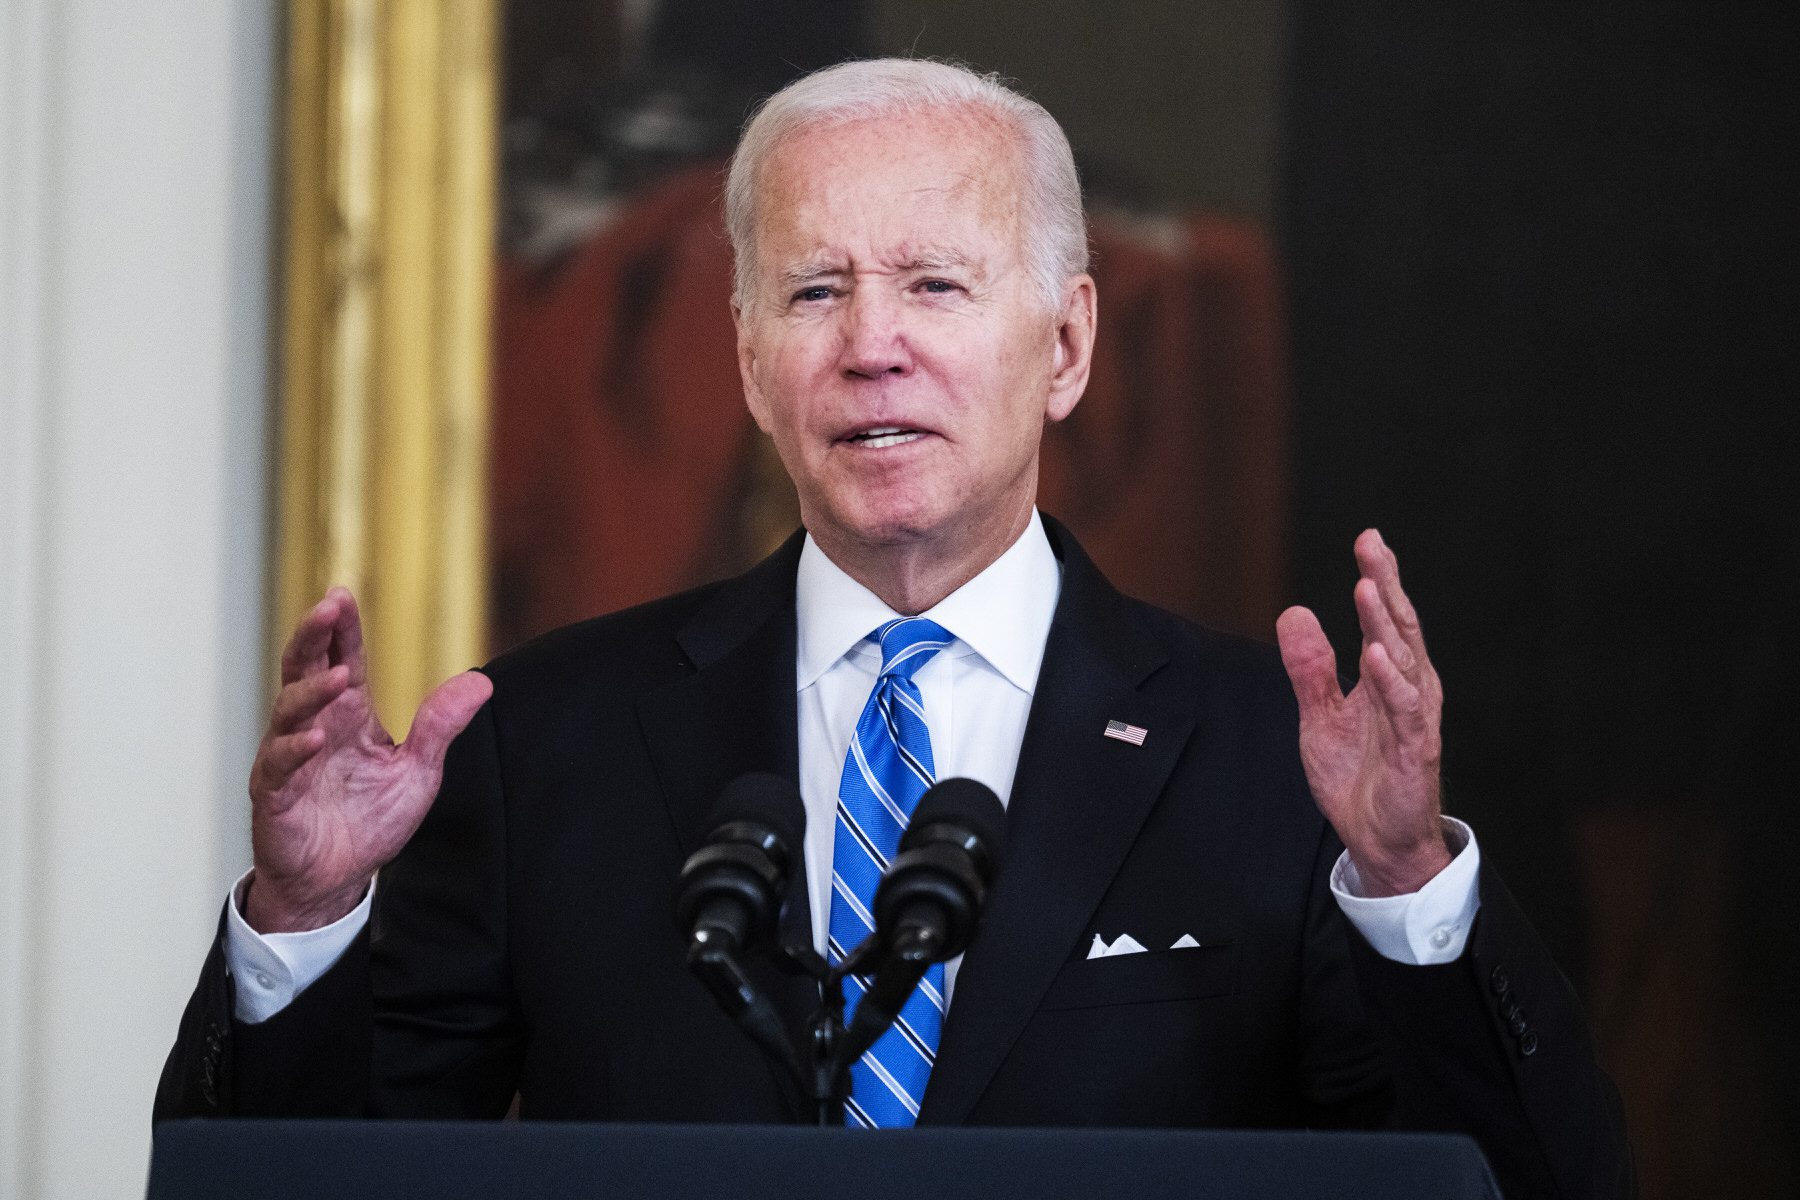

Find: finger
<box><xmin>279</xmin><ymin>592</ymin><xmax>343</xmax><ymax>685</ymax></box>
<box><xmin>1354</xmin><ymin>576</ymin><xmax>1415</xmax><ymax>677</ymax></box>
<box><xmin>252</xmin><ymin>727</ymin><xmax>327</xmax><ymax>796</ymax></box>
<box><xmin>1276</xmin><ymin>606</ymin><xmax>1343</xmax><ymax>715</ymax></box>
<box><xmin>1361</xmin><ymin>640</ymin><xmax>1429</xmax><ymax>743</ymax></box>
<box><xmin>1355</xmin><ymin>529</ymin><xmax>1428</xmax><ymax>665</ymax></box>
<box><xmin>401</xmin><ymin>670</ymin><xmax>495</xmax><ymax>771</ymax></box>
<box><xmin>268</xmin><ymin>663</ymin><xmax>351</xmax><ymax>735</ymax></box>
<box><xmin>325</xmin><ymin>587</ymin><xmax>369</xmax><ymax>688</ymax></box>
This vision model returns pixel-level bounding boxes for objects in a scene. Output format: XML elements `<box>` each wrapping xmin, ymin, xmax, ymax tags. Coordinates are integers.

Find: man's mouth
<box><xmin>844</xmin><ymin>425</ymin><xmax>928</xmax><ymax>449</ymax></box>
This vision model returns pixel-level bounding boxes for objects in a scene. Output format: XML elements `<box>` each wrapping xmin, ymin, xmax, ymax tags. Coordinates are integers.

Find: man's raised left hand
<box><xmin>1276</xmin><ymin>529</ymin><xmax>1452</xmax><ymax>897</ymax></box>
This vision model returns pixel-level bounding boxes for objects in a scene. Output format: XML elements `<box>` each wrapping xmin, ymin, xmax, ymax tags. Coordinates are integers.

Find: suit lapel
<box><xmin>635</xmin><ymin>531</ymin><xmax>819</xmax><ymax>1049</ymax></box>
<box><xmin>919</xmin><ymin>518</ymin><xmax>1197</xmax><ymax>1125</ymax></box>
<box><xmin>637</xmin><ymin>531</ymin><xmax>804</xmax><ymax>855</ymax></box>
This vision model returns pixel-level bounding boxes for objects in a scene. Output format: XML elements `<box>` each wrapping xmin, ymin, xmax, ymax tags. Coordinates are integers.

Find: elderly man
<box><xmin>158</xmin><ymin>59</ymin><xmax>1630</xmax><ymax>1198</ymax></box>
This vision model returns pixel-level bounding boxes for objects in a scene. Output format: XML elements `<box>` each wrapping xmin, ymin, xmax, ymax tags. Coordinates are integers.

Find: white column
<box><xmin>0</xmin><ymin>2</ymin><xmax>274</xmax><ymax>1197</ymax></box>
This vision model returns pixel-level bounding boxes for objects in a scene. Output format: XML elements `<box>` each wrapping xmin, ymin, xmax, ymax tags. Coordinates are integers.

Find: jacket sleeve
<box><xmin>1309</xmin><ymin>817</ymin><xmax>1636</xmax><ymax>1200</ymax></box>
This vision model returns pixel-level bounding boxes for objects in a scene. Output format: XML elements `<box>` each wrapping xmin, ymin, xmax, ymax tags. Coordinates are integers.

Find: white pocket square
<box><xmin>1086</xmin><ymin>932</ymin><xmax>1203</xmax><ymax>959</ymax></box>
<box><xmin>1086</xmin><ymin>933</ymin><xmax>1148</xmax><ymax>959</ymax></box>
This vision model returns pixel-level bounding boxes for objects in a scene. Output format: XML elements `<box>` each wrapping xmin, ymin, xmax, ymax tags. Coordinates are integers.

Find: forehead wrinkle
<box><xmin>895</xmin><ymin>166</ymin><xmax>997</xmax><ymax>222</ymax></box>
<box><xmin>884</xmin><ymin>246</ymin><xmax>982</xmax><ymax>275</ymax></box>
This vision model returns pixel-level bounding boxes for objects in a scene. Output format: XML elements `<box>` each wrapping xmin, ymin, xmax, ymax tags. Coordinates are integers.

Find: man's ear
<box><xmin>734</xmin><ymin>302</ymin><xmax>774</xmax><ymax>434</ymax></box>
<box><xmin>1045</xmin><ymin>275</ymin><xmax>1097</xmax><ymax>424</ymax></box>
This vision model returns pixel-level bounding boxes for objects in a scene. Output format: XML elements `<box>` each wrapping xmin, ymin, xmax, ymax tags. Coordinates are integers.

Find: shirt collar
<box><xmin>794</xmin><ymin>509</ymin><xmax>1061</xmax><ymax>695</ymax></box>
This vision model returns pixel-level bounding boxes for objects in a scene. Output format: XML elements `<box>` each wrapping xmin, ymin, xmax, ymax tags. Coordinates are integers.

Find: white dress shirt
<box><xmin>225</xmin><ymin>509</ymin><xmax>1481</xmax><ymax>1023</ymax></box>
<box><xmin>793</xmin><ymin>508</ymin><xmax>1062</xmax><ymax>999</ymax></box>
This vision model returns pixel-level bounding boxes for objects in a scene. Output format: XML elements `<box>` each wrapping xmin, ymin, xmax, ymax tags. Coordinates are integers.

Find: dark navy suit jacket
<box><xmin>157</xmin><ymin>518</ymin><xmax>1633</xmax><ymax>1200</ymax></box>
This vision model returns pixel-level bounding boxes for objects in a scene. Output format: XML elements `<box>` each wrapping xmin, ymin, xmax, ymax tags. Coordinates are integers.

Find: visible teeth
<box><xmin>848</xmin><ymin>426</ymin><xmax>924</xmax><ymax>449</ymax></box>
<box><xmin>858</xmin><ymin>431</ymin><xmax>923</xmax><ymax>449</ymax></box>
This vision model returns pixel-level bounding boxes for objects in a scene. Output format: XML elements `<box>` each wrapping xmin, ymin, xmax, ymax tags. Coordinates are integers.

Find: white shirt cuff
<box><xmin>1330</xmin><ymin>817</ymin><xmax>1480</xmax><ymax>965</ymax></box>
<box><xmin>223</xmin><ymin>869</ymin><xmax>374</xmax><ymax>1024</ymax></box>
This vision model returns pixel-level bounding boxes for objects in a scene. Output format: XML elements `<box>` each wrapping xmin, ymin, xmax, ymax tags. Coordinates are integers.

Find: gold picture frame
<box><xmin>276</xmin><ymin>0</ymin><xmax>500</xmax><ymax>725</ymax></box>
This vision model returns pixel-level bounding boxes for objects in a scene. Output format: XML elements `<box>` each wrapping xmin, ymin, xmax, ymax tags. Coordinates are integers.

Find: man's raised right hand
<box><xmin>244</xmin><ymin>587</ymin><xmax>493</xmax><ymax>933</ymax></box>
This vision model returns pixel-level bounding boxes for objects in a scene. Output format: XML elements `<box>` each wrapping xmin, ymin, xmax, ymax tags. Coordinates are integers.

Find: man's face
<box><xmin>735</xmin><ymin>108</ymin><xmax>1092</xmax><ymax>559</ymax></box>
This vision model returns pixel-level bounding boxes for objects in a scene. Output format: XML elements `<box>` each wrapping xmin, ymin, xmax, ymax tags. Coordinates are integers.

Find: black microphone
<box><xmin>837</xmin><ymin>778</ymin><xmax>1007</xmax><ymax>1069</ymax></box>
<box><xmin>675</xmin><ymin>773</ymin><xmax>808</xmax><ymax>1118</ymax></box>
<box><xmin>674</xmin><ymin>773</ymin><xmax>805</xmax><ymax>957</ymax></box>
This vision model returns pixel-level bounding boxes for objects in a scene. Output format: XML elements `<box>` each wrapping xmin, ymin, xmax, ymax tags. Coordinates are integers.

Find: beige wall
<box><xmin>0</xmin><ymin>1</ymin><xmax>274</xmax><ymax>1196</ymax></box>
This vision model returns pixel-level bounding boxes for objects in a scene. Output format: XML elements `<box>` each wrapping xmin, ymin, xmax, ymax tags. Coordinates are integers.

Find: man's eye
<box><xmin>917</xmin><ymin>279</ymin><xmax>958</xmax><ymax>295</ymax></box>
<box><xmin>793</xmin><ymin>286</ymin><xmax>833</xmax><ymax>303</ymax></box>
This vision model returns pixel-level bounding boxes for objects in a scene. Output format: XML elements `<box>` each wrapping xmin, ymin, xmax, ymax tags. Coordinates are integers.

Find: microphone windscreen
<box><xmin>904</xmin><ymin>777</ymin><xmax>1007</xmax><ymax>861</ymax></box>
<box><xmin>706</xmin><ymin>772</ymin><xmax>806</xmax><ymax>851</ymax></box>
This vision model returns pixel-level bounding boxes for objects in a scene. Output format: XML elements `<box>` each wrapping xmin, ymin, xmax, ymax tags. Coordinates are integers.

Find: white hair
<box><xmin>724</xmin><ymin>58</ymin><xmax>1089</xmax><ymax>313</ymax></box>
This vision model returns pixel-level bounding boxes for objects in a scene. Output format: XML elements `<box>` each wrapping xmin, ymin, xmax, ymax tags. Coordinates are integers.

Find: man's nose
<box><xmin>840</xmin><ymin>288</ymin><xmax>913</xmax><ymax>379</ymax></box>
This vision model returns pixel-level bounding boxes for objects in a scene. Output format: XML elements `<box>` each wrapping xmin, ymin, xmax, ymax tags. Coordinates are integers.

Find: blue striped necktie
<box><xmin>829</xmin><ymin>616</ymin><xmax>953</xmax><ymax>1128</ymax></box>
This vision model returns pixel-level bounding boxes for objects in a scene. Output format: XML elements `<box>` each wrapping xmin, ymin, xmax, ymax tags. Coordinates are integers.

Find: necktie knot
<box><xmin>874</xmin><ymin>617</ymin><xmax>952</xmax><ymax>682</ymax></box>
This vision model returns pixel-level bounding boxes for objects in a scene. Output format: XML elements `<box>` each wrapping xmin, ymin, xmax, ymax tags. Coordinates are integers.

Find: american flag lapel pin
<box><xmin>1103</xmin><ymin>719</ymin><xmax>1148</xmax><ymax>746</ymax></box>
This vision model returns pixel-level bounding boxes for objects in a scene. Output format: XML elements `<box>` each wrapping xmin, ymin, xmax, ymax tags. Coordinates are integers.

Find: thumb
<box><xmin>403</xmin><ymin>670</ymin><xmax>494</xmax><ymax>769</ymax></box>
<box><xmin>1276</xmin><ymin>605</ymin><xmax>1342</xmax><ymax>716</ymax></box>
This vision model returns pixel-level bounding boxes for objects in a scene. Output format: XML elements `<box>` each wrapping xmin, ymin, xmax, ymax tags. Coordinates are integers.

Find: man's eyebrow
<box><xmin>777</xmin><ymin>259</ymin><xmax>847</xmax><ymax>288</ymax></box>
<box><xmin>898</xmin><ymin>249</ymin><xmax>977</xmax><ymax>273</ymax></box>
<box><xmin>773</xmin><ymin>249</ymin><xmax>983</xmax><ymax>289</ymax></box>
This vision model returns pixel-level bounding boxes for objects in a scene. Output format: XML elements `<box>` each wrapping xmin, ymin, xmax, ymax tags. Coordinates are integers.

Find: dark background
<box><xmin>496</xmin><ymin>3</ymin><xmax>1798</xmax><ymax>1194</ymax></box>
